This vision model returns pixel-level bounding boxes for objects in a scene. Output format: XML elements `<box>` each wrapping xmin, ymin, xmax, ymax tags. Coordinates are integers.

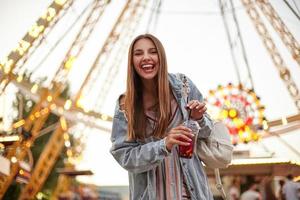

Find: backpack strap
<box><xmin>215</xmin><ymin>169</ymin><xmax>228</xmax><ymax>200</ymax></box>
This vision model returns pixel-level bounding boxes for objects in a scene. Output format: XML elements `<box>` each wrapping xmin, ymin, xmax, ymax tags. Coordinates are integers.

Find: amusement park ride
<box><xmin>0</xmin><ymin>0</ymin><xmax>299</xmax><ymax>199</ymax></box>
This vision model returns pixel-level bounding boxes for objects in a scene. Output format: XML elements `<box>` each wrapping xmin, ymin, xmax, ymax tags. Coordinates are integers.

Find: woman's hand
<box><xmin>165</xmin><ymin>125</ymin><xmax>193</xmax><ymax>151</ymax></box>
<box><xmin>186</xmin><ymin>100</ymin><xmax>207</xmax><ymax>120</ymax></box>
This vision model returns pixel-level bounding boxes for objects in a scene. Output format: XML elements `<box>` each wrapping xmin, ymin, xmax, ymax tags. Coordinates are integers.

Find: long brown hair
<box><xmin>125</xmin><ymin>34</ymin><xmax>171</xmax><ymax>140</ymax></box>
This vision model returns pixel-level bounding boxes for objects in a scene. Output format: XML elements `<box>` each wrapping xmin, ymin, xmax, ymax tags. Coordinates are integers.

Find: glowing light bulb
<box><xmin>221</xmin><ymin>110</ymin><xmax>228</xmax><ymax>119</ymax></box>
<box><xmin>64</xmin><ymin>56</ymin><xmax>76</xmax><ymax>70</ymax></box>
<box><xmin>101</xmin><ymin>114</ymin><xmax>108</xmax><ymax>121</ymax></box>
<box><xmin>17</xmin><ymin>75</ymin><xmax>23</xmax><ymax>82</ymax></box>
<box><xmin>31</xmin><ymin>84</ymin><xmax>38</xmax><ymax>93</ymax></box>
<box><xmin>64</xmin><ymin>99</ymin><xmax>72</xmax><ymax>110</ymax></box>
<box><xmin>63</xmin><ymin>133</ymin><xmax>69</xmax><ymax>140</ymax></box>
<box><xmin>50</xmin><ymin>103</ymin><xmax>56</xmax><ymax>110</ymax></box>
<box><xmin>60</xmin><ymin>117</ymin><xmax>67</xmax><ymax>131</ymax></box>
<box><xmin>65</xmin><ymin>141</ymin><xmax>71</xmax><ymax>148</ymax></box>
<box><xmin>229</xmin><ymin>109</ymin><xmax>237</xmax><ymax>118</ymax></box>
<box><xmin>67</xmin><ymin>149</ymin><xmax>73</xmax><ymax>157</ymax></box>
<box><xmin>281</xmin><ymin>116</ymin><xmax>288</xmax><ymax>125</ymax></box>
<box><xmin>13</xmin><ymin>119</ymin><xmax>25</xmax><ymax>129</ymax></box>
<box><xmin>47</xmin><ymin>95</ymin><xmax>53</xmax><ymax>102</ymax></box>
<box><xmin>55</xmin><ymin>0</ymin><xmax>67</xmax><ymax>5</ymax></box>
<box><xmin>11</xmin><ymin>157</ymin><xmax>17</xmax><ymax>163</ymax></box>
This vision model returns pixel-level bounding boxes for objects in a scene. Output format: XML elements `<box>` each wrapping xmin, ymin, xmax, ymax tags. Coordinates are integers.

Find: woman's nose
<box><xmin>142</xmin><ymin>53</ymin><xmax>151</xmax><ymax>61</ymax></box>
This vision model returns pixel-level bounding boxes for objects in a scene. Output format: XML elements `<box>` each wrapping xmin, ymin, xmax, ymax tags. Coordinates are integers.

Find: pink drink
<box><xmin>179</xmin><ymin>120</ymin><xmax>199</xmax><ymax>158</ymax></box>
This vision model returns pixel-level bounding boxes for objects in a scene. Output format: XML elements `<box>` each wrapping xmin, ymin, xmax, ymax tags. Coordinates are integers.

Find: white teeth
<box><xmin>142</xmin><ymin>64</ymin><xmax>153</xmax><ymax>68</ymax></box>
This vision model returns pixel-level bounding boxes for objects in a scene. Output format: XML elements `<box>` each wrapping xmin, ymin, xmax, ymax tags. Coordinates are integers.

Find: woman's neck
<box><xmin>141</xmin><ymin>79</ymin><xmax>158</xmax><ymax>110</ymax></box>
<box><xmin>141</xmin><ymin>78</ymin><xmax>157</xmax><ymax>95</ymax></box>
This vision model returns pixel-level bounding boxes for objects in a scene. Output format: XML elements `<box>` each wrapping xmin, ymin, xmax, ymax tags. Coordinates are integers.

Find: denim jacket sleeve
<box><xmin>110</xmin><ymin>100</ymin><xmax>170</xmax><ymax>174</ymax></box>
<box><xmin>184</xmin><ymin>75</ymin><xmax>214</xmax><ymax>139</ymax></box>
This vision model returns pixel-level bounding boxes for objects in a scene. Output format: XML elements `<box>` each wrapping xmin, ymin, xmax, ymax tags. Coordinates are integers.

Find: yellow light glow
<box><xmin>60</xmin><ymin>117</ymin><xmax>68</xmax><ymax>131</ymax></box>
<box><xmin>76</xmin><ymin>95</ymin><xmax>86</xmax><ymax>108</ymax></box>
<box><xmin>31</xmin><ymin>84</ymin><xmax>38</xmax><ymax>93</ymax></box>
<box><xmin>19</xmin><ymin>169</ymin><xmax>24</xmax><ymax>175</ymax></box>
<box><xmin>50</xmin><ymin>103</ymin><xmax>56</xmax><ymax>110</ymax></box>
<box><xmin>245</xmin><ymin>125</ymin><xmax>250</xmax><ymax>132</ymax></box>
<box><xmin>232</xmin><ymin>118</ymin><xmax>239</xmax><ymax>127</ymax></box>
<box><xmin>11</xmin><ymin>156</ymin><xmax>17</xmax><ymax>163</ymax></box>
<box><xmin>28</xmin><ymin>23</ymin><xmax>44</xmax><ymax>38</ymax></box>
<box><xmin>25</xmin><ymin>141</ymin><xmax>31</xmax><ymax>148</ymax></box>
<box><xmin>47</xmin><ymin>95</ymin><xmax>52</xmax><ymax>102</ymax></box>
<box><xmin>77</xmin><ymin>155</ymin><xmax>83</xmax><ymax>162</ymax></box>
<box><xmin>281</xmin><ymin>116</ymin><xmax>288</xmax><ymax>125</ymax></box>
<box><xmin>253</xmin><ymin>134</ymin><xmax>259</xmax><ymax>141</ymax></box>
<box><xmin>29</xmin><ymin>115</ymin><xmax>35</xmax><ymax>121</ymax></box>
<box><xmin>47</xmin><ymin>8</ymin><xmax>56</xmax><ymax>21</ymax></box>
<box><xmin>41</xmin><ymin>108</ymin><xmax>49</xmax><ymax>115</ymax></box>
<box><xmin>67</xmin><ymin>157</ymin><xmax>73</xmax><ymax>164</ymax></box>
<box><xmin>263</xmin><ymin>120</ymin><xmax>268</xmax><ymax>130</ymax></box>
<box><xmin>55</xmin><ymin>0</ymin><xmax>67</xmax><ymax>5</ymax></box>
<box><xmin>64</xmin><ymin>56</ymin><xmax>76</xmax><ymax>70</ymax></box>
<box><xmin>258</xmin><ymin>116</ymin><xmax>263</xmax><ymax>123</ymax></box>
<box><xmin>221</xmin><ymin>110</ymin><xmax>228</xmax><ymax>119</ymax></box>
<box><xmin>67</xmin><ymin>149</ymin><xmax>73</xmax><ymax>157</ymax></box>
<box><xmin>17</xmin><ymin>75</ymin><xmax>23</xmax><ymax>82</ymax></box>
<box><xmin>36</xmin><ymin>192</ymin><xmax>43</xmax><ymax>200</ymax></box>
<box><xmin>58</xmin><ymin>107</ymin><xmax>64</xmax><ymax>115</ymax></box>
<box><xmin>238</xmin><ymin>130</ymin><xmax>244</xmax><ymax>136</ymax></box>
<box><xmin>233</xmin><ymin>118</ymin><xmax>243</xmax><ymax>127</ymax></box>
<box><xmin>229</xmin><ymin>109</ymin><xmax>237</xmax><ymax>118</ymax></box>
<box><xmin>245</xmin><ymin>137</ymin><xmax>251</xmax><ymax>143</ymax></box>
<box><xmin>3</xmin><ymin>59</ymin><xmax>14</xmax><ymax>74</ymax></box>
<box><xmin>101</xmin><ymin>114</ymin><xmax>108</xmax><ymax>121</ymax></box>
<box><xmin>42</xmin><ymin>8</ymin><xmax>56</xmax><ymax>21</ymax></box>
<box><xmin>13</xmin><ymin>119</ymin><xmax>25</xmax><ymax>129</ymax></box>
<box><xmin>34</xmin><ymin>112</ymin><xmax>41</xmax><ymax>118</ymax></box>
<box><xmin>242</xmin><ymin>131</ymin><xmax>250</xmax><ymax>139</ymax></box>
<box><xmin>255</xmin><ymin>99</ymin><xmax>260</xmax><ymax>105</ymax></box>
<box><xmin>15</xmin><ymin>40</ymin><xmax>31</xmax><ymax>56</ymax></box>
<box><xmin>224</xmin><ymin>100</ymin><xmax>231</xmax><ymax>107</ymax></box>
<box><xmin>65</xmin><ymin>141</ymin><xmax>71</xmax><ymax>148</ymax></box>
<box><xmin>64</xmin><ymin>99</ymin><xmax>72</xmax><ymax>110</ymax></box>
<box><xmin>63</xmin><ymin>133</ymin><xmax>69</xmax><ymax>140</ymax></box>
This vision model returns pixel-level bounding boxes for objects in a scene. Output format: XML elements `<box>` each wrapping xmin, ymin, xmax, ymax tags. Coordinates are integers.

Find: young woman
<box><xmin>110</xmin><ymin>34</ymin><xmax>214</xmax><ymax>200</ymax></box>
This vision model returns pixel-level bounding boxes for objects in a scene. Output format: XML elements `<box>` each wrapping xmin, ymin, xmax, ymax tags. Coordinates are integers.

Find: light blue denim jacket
<box><xmin>110</xmin><ymin>73</ymin><xmax>214</xmax><ymax>200</ymax></box>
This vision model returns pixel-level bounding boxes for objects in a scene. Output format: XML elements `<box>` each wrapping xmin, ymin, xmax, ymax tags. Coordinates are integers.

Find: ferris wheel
<box><xmin>0</xmin><ymin>0</ymin><xmax>299</xmax><ymax>198</ymax></box>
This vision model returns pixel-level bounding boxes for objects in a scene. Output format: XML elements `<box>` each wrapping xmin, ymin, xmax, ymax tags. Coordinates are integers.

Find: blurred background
<box><xmin>0</xmin><ymin>0</ymin><xmax>299</xmax><ymax>199</ymax></box>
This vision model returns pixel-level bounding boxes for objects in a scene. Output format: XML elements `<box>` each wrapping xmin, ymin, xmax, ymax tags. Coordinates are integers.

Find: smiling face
<box><xmin>132</xmin><ymin>38</ymin><xmax>159</xmax><ymax>81</ymax></box>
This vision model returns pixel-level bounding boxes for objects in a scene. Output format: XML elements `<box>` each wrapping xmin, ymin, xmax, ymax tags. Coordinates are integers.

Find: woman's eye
<box><xmin>134</xmin><ymin>52</ymin><xmax>143</xmax><ymax>56</ymax></box>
